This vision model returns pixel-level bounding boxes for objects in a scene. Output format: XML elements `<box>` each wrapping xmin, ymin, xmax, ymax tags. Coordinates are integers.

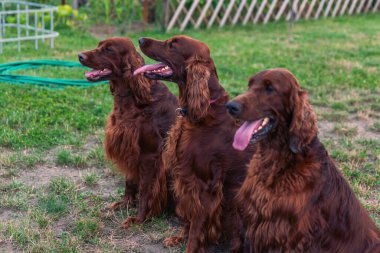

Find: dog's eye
<box><xmin>264</xmin><ymin>80</ymin><xmax>274</xmax><ymax>93</ymax></box>
<box><xmin>105</xmin><ymin>47</ymin><xmax>113</xmax><ymax>53</ymax></box>
<box><xmin>168</xmin><ymin>41</ymin><xmax>175</xmax><ymax>49</ymax></box>
<box><xmin>265</xmin><ymin>85</ymin><xmax>274</xmax><ymax>93</ymax></box>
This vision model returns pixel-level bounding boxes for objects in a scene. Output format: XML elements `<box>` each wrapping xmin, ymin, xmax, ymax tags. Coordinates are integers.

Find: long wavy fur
<box><xmin>288</xmin><ymin>79</ymin><xmax>317</xmax><ymax>153</ymax></box>
<box><xmin>105</xmin><ymin>118</ymin><xmax>140</xmax><ymax>180</ymax></box>
<box><xmin>123</xmin><ymin>50</ymin><xmax>152</xmax><ymax>104</ymax></box>
<box><xmin>184</xmin><ymin>56</ymin><xmax>210</xmax><ymax>122</ymax></box>
<box><xmin>162</xmin><ymin>116</ymin><xmax>184</xmax><ymax>175</ymax></box>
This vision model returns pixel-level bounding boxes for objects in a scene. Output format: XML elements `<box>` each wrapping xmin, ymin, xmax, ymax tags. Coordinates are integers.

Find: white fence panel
<box><xmin>165</xmin><ymin>0</ymin><xmax>380</xmax><ymax>32</ymax></box>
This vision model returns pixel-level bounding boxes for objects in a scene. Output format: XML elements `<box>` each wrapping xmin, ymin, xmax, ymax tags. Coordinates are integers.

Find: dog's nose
<box><xmin>226</xmin><ymin>101</ymin><xmax>242</xmax><ymax>116</ymax></box>
<box><xmin>78</xmin><ymin>53</ymin><xmax>87</xmax><ymax>62</ymax></box>
<box><xmin>138</xmin><ymin>38</ymin><xmax>145</xmax><ymax>46</ymax></box>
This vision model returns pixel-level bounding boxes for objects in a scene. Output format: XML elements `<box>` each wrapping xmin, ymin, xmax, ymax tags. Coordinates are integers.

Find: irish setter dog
<box><xmin>78</xmin><ymin>37</ymin><xmax>178</xmax><ymax>228</ymax></box>
<box><xmin>135</xmin><ymin>36</ymin><xmax>254</xmax><ymax>252</ymax></box>
<box><xmin>226</xmin><ymin>68</ymin><xmax>380</xmax><ymax>253</ymax></box>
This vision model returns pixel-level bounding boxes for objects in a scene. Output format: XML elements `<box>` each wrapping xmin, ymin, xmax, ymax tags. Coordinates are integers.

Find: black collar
<box><xmin>175</xmin><ymin>96</ymin><xmax>220</xmax><ymax>117</ymax></box>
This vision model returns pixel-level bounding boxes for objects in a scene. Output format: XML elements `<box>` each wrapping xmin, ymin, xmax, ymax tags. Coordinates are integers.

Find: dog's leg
<box><xmin>186</xmin><ymin>213</ymin><xmax>209</xmax><ymax>253</ymax></box>
<box><xmin>228</xmin><ymin>210</ymin><xmax>246</xmax><ymax>253</ymax></box>
<box><xmin>163</xmin><ymin>224</ymin><xmax>189</xmax><ymax>248</ymax></box>
<box><xmin>122</xmin><ymin>154</ymin><xmax>157</xmax><ymax>228</ymax></box>
<box><xmin>108</xmin><ymin>178</ymin><xmax>138</xmax><ymax>209</ymax></box>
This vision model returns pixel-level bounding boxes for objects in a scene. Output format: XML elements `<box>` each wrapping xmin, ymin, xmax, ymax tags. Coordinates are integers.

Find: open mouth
<box><xmin>85</xmin><ymin>68</ymin><xmax>113</xmax><ymax>82</ymax></box>
<box><xmin>133</xmin><ymin>62</ymin><xmax>173</xmax><ymax>79</ymax></box>
<box><xmin>233</xmin><ymin>117</ymin><xmax>274</xmax><ymax>151</ymax></box>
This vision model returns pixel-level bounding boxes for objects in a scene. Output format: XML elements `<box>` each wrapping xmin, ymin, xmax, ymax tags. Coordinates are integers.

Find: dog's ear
<box><xmin>288</xmin><ymin>84</ymin><xmax>317</xmax><ymax>154</ymax></box>
<box><xmin>185</xmin><ymin>56</ymin><xmax>211</xmax><ymax>122</ymax></box>
<box><xmin>123</xmin><ymin>50</ymin><xmax>144</xmax><ymax>76</ymax></box>
<box><xmin>124</xmin><ymin>50</ymin><xmax>151</xmax><ymax>104</ymax></box>
<box><xmin>132</xmin><ymin>50</ymin><xmax>144</xmax><ymax>69</ymax></box>
<box><xmin>132</xmin><ymin>74</ymin><xmax>152</xmax><ymax>104</ymax></box>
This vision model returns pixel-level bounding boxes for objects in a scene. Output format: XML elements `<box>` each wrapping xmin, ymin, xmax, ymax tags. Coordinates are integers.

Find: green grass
<box><xmin>1</xmin><ymin>15</ymin><xmax>380</xmax><ymax>150</ymax></box>
<box><xmin>73</xmin><ymin>217</ymin><xmax>101</xmax><ymax>242</ymax></box>
<box><xmin>372</xmin><ymin>122</ymin><xmax>380</xmax><ymax>133</ymax></box>
<box><xmin>82</xmin><ymin>172</ymin><xmax>100</xmax><ymax>186</ymax></box>
<box><xmin>0</xmin><ymin>14</ymin><xmax>379</xmax><ymax>252</ymax></box>
<box><xmin>56</xmin><ymin>149</ymin><xmax>88</xmax><ymax>167</ymax></box>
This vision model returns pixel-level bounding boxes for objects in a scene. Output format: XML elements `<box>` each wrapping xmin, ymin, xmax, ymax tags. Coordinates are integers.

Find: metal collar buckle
<box><xmin>175</xmin><ymin>107</ymin><xmax>187</xmax><ymax>117</ymax></box>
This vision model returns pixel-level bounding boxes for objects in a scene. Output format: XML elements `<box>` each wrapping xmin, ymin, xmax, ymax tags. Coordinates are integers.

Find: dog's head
<box><xmin>78</xmin><ymin>37</ymin><xmax>144</xmax><ymax>82</ymax></box>
<box><xmin>226</xmin><ymin>68</ymin><xmax>317</xmax><ymax>153</ymax></box>
<box><xmin>135</xmin><ymin>36</ymin><xmax>216</xmax><ymax>122</ymax></box>
<box><xmin>134</xmin><ymin>35</ymin><xmax>212</xmax><ymax>82</ymax></box>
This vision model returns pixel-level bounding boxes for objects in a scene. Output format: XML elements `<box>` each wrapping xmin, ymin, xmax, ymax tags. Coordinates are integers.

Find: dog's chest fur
<box><xmin>239</xmin><ymin>151</ymin><xmax>323</xmax><ymax>252</ymax></box>
<box><xmin>104</xmin><ymin>97</ymin><xmax>159</xmax><ymax>174</ymax></box>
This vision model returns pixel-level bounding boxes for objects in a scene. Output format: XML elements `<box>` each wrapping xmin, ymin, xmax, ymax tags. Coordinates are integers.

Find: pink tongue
<box><xmin>85</xmin><ymin>69</ymin><xmax>112</xmax><ymax>78</ymax></box>
<box><xmin>233</xmin><ymin>119</ymin><xmax>263</xmax><ymax>151</ymax></box>
<box><xmin>85</xmin><ymin>69</ymin><xmax>101</xmax><ymax>78</ymax></box>
<box><xmin>133</xmin><ymin>63</ymin><xmax>167</xmax><ymax>75</ymax></box>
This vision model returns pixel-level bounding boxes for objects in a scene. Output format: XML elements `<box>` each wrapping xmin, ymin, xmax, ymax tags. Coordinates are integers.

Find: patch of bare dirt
<box><xmin>16</xmin><ymin>165</ymin><xmax>122</xmax><ymax>196</ymax></box>
<box><xmin>89</xmin><ymin>22</ymin><xmax>156</xmax><ymax>39</ymax></box>
<box><xmin>329</xmin><ymin>60</ymin><xmax>379</xmax><ymax>74</ymax></box>
<box><xmin>139</xmin><ymin>243</ymin><xmax>169</xmax><ymax>253</ymax></box>
<box><xmin>0</xmin><ymin>147</ymin><xmax>14</xmax><ymax>157</ymax></box>
<box><xmin>317</xmin><ymin>120</ymin><xmax>336</xmax><ymax>139</ymax></box>
<box><xmin>317</xmin><ymin>117</ymin><xmax>380</xmax><ymax>141</ymax></box>
<box><xmin>0</xmin><ymin>211</ymin><xmax>22</xmax><ymax>253</ymax></box>
<box><xmin>89</xmin><ymin>24</ymin><xmax>118</xmax><ymax>39</ymax></box>
<box><xmin>0</xmin><ymin>209</ymin><xmax>22</xmax><ymax>224</ymax></box>
<box><xmin>82</xmin><ymin>129</ymin><xmax>104</xmax><ymax>151</ymax></box>
<box><xmin>53</xmin><ymin>215</ymin><xmax>75</xmax><ymax>236</ymax></box>
<box><xmin>0</xmin><ymin>241</ymin><xmax>21</xmax><ymax>253</ymax></box>
<box><xmin>335</xmin><ymin>60</ymin><xmax>362</xmax><ymax>72</ymax></box>
<box><xmin>17</xmin><ymin>165</ymin><xmax>82</xmax><ymax>188</ymax></box>
<box><xmin>350</xmin><ymin>33</ymin><xmax>369</xmax><ymax>40</ymax></box>
<box><xmin>99</xmin><ymin>218</ymin><xmax>178</xmax><ymax>253</ymax></box>
<box><xmin>346</xmin><ymin>119</ymin><xmax>380</xmax><ymax>140</ymax></box>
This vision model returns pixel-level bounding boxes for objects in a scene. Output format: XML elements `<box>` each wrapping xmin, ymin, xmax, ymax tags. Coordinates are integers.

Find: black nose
<box><xmin>78</xmin><ymin>53</ymin><xmax>87</xmax><ymax>62</ymax></box>
<box><xmin>226</xmin><ymin>101</ymin><xmax>242</xmax><ymax>116</ymax></box>
<box><xmin>138</xmin><ymin>38</ymin><xmax>145</xmax><ymax>46</ymax></box>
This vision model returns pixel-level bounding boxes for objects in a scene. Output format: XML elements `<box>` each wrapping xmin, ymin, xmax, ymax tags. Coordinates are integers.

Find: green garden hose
<box><xmin>0</xmin><ymin>60</ymin><xmax>106</xmax><ymax>89</ymax></box>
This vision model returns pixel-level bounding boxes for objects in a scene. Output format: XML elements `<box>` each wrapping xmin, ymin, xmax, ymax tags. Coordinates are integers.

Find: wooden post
<box><xmin>289</xmin><ymin>0</ymin><xmax>295</xmax><ymax>41</ymax></box>
<box><xmin>149</xmin><ymin>0</ymin><xmax>156</xmax><ymax>23</ymax></box>
<box><xmin>163</xmin><ymin>0</ymin><xmax>170</xmax><ymax>27</ymax></box>
<box><xmin>110</xmin><ymin>0</ymin><xmax>116</xmax><ymax>19</ymax></box>
<box><xmin>143</xmin><ymin>0</ymin><xmax>149</xmax><ymax>24</ymax></box>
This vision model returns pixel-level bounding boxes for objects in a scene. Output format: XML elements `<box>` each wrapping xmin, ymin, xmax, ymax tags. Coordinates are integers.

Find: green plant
<box><xmin>73</xmin><ymin>218</ymin><xmax>101</xmax><ymax>242</ymax></box>
<box><xmin>56</xmin><ymin>4</ymin><xmax>87</xmax><ymax>28</ymax></box>
<box><xmin>49</xmin><ymin>177</ymin><xmax>76</xmax><ymax>196</ymax></box>
<box><xmin>82</xmin><ymin>172</ymin><xmax>100</xmax><ymax>186</ymax></box>
<box><xmin>37</xmin><ymin>194</ymin><xmax>69</xmax><ymax>215</ymax></box>
<box><xmin>56</xmin><ymin>149</ymin><xmax>75</xmax><ymax>165</ymax></box>
<box><xmin>82</xmin><ymin>0</ymin><xmax>142</xmax><ymax>25</ymax></box>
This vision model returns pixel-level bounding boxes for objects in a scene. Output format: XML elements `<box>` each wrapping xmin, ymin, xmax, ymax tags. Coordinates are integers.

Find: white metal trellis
<box><xmin>165</xmin><ymin>0</ymin><xmax>380</xmax><ymax>32</ymax></box>
<box><xmin>0</xmin><ymin>0</ymin><xmax>59</xmax><ymax>53</ymax></box>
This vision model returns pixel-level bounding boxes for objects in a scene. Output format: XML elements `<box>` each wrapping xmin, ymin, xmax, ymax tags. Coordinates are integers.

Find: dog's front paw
<box><xmin>107</xmin><ymin>196</ymin><xmax>135</xmax><ymax>210</ymax></box>
<box><xmin>121</xmin><ymin>216</ymin><xmax>142</xmax><ymax>229</ymax></box>
<box><xmin>163</xmin><ymin>236</ymin><xmax>184</xmax><ymax>247</ymax></box>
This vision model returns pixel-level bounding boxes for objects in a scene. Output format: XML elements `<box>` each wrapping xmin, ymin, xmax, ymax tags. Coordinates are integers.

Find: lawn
<box><xmin>0</xmin><ymin>14</ymin><xmax>379</xmax><ymax>252</ymax></box>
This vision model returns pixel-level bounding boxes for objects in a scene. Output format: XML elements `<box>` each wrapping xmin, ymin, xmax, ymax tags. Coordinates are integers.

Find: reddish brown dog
<box><xmin>135</xmin><ymin>36</ymin><xmax>253</xmax><ymax>253</ymax></box>
<box><xmin>226</xmin><ymin>68</ymin><xmax>380</xmax><ymax>253</ymax></box>
<box><xmin>79</xmin><ymin>37</ymin><xmax>178</xmax><ymax>228</ymax></box>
